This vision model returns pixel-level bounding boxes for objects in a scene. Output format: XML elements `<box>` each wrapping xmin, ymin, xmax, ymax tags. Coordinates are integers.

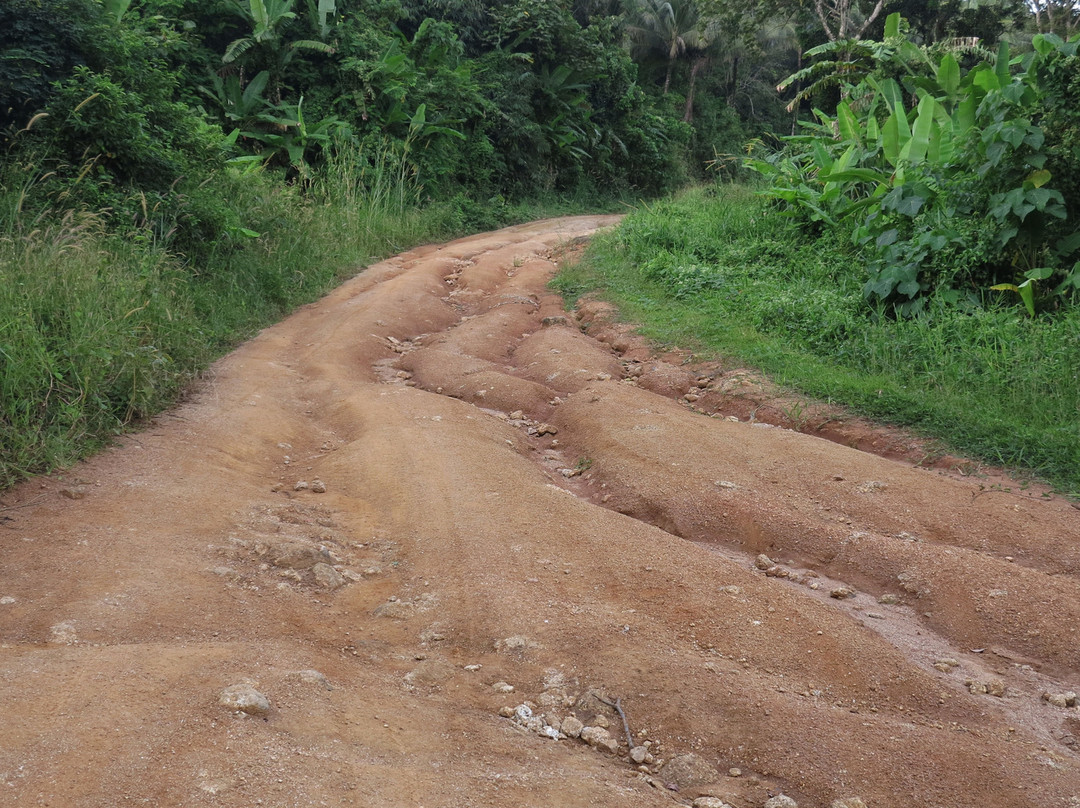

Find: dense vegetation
<box><xmin>3</xmin><ymin>0</ymin><xmax>1079</xmax><ymax>490</ymax></box>
<box><xmin>555</xmin><ymin>13</ymin><xmax>1080</xmax><ymax>495</ymax></box>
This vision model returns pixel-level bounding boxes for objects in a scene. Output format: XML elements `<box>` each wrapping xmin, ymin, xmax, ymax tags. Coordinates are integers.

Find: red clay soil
<box><xmin>1</xmin><ymin>216</ymin><xmax>1079</xmax><ymax>808</ymax></box>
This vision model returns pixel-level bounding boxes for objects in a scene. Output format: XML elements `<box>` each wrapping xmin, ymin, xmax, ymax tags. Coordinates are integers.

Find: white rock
<box><xmin>219</xmin><ymin>683</ymin><xmax>270</xmax><ymax>717</ymax></box>
<box><xmin>765</xmin><ymin>796</ymin><xmax>798</xmax><ymax>808</ymax></box>
<box><xmin>580</xmin><ymin>726</ymin><xmax>618</xmax><ymax>753</ymax></box>
<box><xmin>694</xmin><ymin>799</ymin><xmax>732</xmax><ymax>808</ymax></box>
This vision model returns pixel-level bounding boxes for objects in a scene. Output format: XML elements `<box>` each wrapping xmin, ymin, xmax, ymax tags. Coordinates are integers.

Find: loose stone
<box><xmin>219</xmin><ymin>683</ymin><xmax>271</xmax><ymax>717</ymax></box>
<box><xmin>659</xmin><ymin>753</ymin><xmax>720</xmax><ymax>790</ymax></box>
<box><xmin>764</xmin><ymin>796</ymin><xmax>798</xmax><ymax>808</ymax></box>
<box><xmin>310</xmin><ymin>479</ymin><xmax>327</xmax><ymax>493</ymax></box>
<box><xmin>580</xmin><ymin>726</ymin><xmax>618</xmax><ymax>753</ymax></box>
<box><xmin>830</xmin><ymin>586</ymin><xmax>856</xmax><ymax>599</ymax></box>
<box><xmin>561</xmin><ymin>716</ymin><xmax>584</xmax><ymax>738</ymax></box>
<box><xmin>312</xmin><ymin>562</ymin><xmax>344</xmax><ymax>589</ymax></box>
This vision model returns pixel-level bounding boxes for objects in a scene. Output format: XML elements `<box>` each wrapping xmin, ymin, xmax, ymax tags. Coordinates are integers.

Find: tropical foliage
<box><xmin>750</xmin><ymin>14</ymin><xmax>1080</xmax><ymax>315</ymax></box>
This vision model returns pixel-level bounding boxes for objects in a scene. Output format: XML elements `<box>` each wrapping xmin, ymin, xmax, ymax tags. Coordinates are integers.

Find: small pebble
<box><xmin>492</xmin><ymin>681</ymin><xmax>515</xmax><ymax>693</ymax></box>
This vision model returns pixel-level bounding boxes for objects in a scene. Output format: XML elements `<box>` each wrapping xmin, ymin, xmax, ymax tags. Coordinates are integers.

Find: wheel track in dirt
<box><xmin>1</xmin><ymin>216</ymin><xmax>1078</xmax><ymax>808</ymax></box>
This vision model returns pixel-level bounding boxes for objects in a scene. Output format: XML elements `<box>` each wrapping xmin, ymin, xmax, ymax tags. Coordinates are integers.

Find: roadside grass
<box><xmin>553</xmin><ymin>184</ymin><xmax>1080</xmax><ymax>497</ymax></box>
<box><xmin>0</xmin><ymin>150</ymin><xmax>618</xmax><ymax>489</ymax></box>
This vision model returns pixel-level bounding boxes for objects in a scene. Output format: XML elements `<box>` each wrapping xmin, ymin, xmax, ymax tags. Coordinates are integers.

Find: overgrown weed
<box><xmin>0</xmin><ymin>145</ymin><xmax>623</xmax><ymax>489</ymax></box>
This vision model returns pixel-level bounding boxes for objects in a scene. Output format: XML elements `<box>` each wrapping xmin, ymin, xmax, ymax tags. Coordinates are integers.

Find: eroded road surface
<box><xmin>2</xmin><ymin>216</ymin><xmax>1080</xmax><ymax>808</ymax></box>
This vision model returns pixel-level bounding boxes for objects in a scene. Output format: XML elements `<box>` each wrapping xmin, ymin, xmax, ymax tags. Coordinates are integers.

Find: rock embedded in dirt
<box><xmin>311</xmin><ymin>562</ymin><xmax>344</xmax><ymax>589</ymax></box>
<box><xmin>561</xmin><ymin>715</ymin><xmax>584</xmax><ymax>738</ymax></box>
<box><xmin>830</xmin><ymin>586</ymin><xmax>856</xmax><ymax>599</ymax></box>
<box><xmin>492</xmin><ymin>681</ymin><xmax>515</xmax><ymax>693</ymax></box>
<box><xmin>831</xmin><ymin>798</ymin><xmax>868</xmax><ymax>808</ymax></box>
<box><xmin>49</xmin><ymin>621</ymin><xmax>78</xmax><ymax>644</ymax></box>
<box><xmin>754</xmin><ymin>554</ymin><xmax>774</xmax><ymax>570</ymax></box>
<box><xmin>693</xmin><ymin>798</ymin><xmax>732</xmax><ymax>808</ymax></box>
<box><xmin>630</xmin><ymin>745</ymin><xmax>650</xmax><ymax>764</ymax></box>
<box><xmin>967</xmin><ymin>678</ymin><xmax>1006</xmax><ymax>697</ymax></box>
<box><xmin>271</xmin><ymin>542</ymin><xmax>326</xmax><ymax>570</ymax></box>
<box><xmin>310</xmin><ymin>479</ymin><xmax>327</xmax><ymax>493</ymax></box>
<box><xmin>1043</xmin><ymin>692</ymin><xmax>1078</xmax><ymax>708</ymax></box>
<box><xmin>494</xmin><ymin>635</ymin><xmax>535</xmax><ymax>653</ymax></box>
<box><xmin>373</xmin><ymin>600</ymin><xmax>415</xmax><ymax>619</ymax></box>
<box><xmin>219</xmin><ymin>683</ymin><xmax>270</xmax><ymax>717</ymax></box>
<box><xmin>660</xmin><ymin>753</ymin><xmax>720</xmax><ymax>790</ymax></box>
<box><xmin>764</xmin><ymin>795</ymin><xmax>798</xmax><ymax>808</ymax></box>
<box><xmin>933</xmin><ymin>658</ymin><xmax>960</xmax><ymax>672</ymax></box>
<box><xmin>580</xmin><ymin>726</ymin><xmax>618</xmax><ymax>753</ymax></box>
<box><xmin>290</xmin><ymin>669</ymin><xmax>331</xmax><ymax>690</ymax></box>
<box><xmin>293</xmin><ymin>481</ymin><xmax>309</xmax><ymax>491</ymax></box>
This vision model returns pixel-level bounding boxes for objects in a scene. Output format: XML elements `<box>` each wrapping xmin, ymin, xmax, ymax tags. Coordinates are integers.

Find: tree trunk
<box><xmin>683</xmin><ymin>56</ymin><xmax>706</xmax><ymax>123</ymax></box>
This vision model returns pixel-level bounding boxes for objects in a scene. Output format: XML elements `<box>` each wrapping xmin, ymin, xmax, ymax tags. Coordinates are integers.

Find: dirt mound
<box><xmin>1</xmin><ymin>216</ymin><xmax>1078</xmax><ymax>808</ymax></box>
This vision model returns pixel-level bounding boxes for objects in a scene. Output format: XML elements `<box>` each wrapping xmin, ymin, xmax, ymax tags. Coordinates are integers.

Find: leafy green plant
<box><xmin>749</xmin><ymin>15</ymin><xmax>1080</xmax><ymax>315</ymax></box>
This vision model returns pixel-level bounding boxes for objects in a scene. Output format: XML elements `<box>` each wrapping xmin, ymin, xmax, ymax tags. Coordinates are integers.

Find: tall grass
<box><xmin>0</xmin><ymin>147</ymin><xmax>430</xmax><ymax>487</ymax></box>
<box><xmin>0</xmin><ymin>144</ymin><xmax>624</xmax><ymax>489</ymax></box>
<box><xmin>554</xmin><ymin>184</ymin><xmax>1080</xmax><ymax>496</ymax></box>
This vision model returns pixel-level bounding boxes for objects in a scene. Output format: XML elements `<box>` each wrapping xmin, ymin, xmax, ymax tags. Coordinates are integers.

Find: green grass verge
<box><xmin>553</xmin><ymin>184</ymin><xmax>1080</xmax><ymax>497</ymax></box>
<box><xmin>0</xmin><ymin>152</ymin><xmax>619</xmax><ymax>490</ymax></box>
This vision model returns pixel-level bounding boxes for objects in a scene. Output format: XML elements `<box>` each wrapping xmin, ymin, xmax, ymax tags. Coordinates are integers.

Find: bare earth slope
<box><xmin>2</xmin><ymin>216</ymin><xmax>1079</xmax><ymax>808</ymax></box>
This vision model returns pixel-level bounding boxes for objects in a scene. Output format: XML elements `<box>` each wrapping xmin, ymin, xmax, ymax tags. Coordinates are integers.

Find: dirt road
<box><xmin>2</xmin><ymin>217</ymin><xmax>1079</xmax><ymax>808</ymax></box>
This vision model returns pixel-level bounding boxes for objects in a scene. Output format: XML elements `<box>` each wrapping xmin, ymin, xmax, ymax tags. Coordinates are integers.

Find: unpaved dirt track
<box><xmin>2</xmin><ymin>216</ymin><xmax>1080</xmax><ymax>808</ymax></box>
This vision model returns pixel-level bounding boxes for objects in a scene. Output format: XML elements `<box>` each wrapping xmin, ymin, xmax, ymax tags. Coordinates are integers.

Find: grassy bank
<box><xmin>554</xmin><ymin>184</ymin><xmax>1080</xmax><ymax>497</ymax></box>
<box><xmin>0</xmin><ymin>152</ymin><xmax>615</xmax><ymax>489</ymax></box>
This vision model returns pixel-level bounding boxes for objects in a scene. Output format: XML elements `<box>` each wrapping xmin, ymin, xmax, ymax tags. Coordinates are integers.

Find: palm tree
<box><xmin>623</xmin><ymin>0</ymin><xmax>712</xmax><ymax>95</ymax></box>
